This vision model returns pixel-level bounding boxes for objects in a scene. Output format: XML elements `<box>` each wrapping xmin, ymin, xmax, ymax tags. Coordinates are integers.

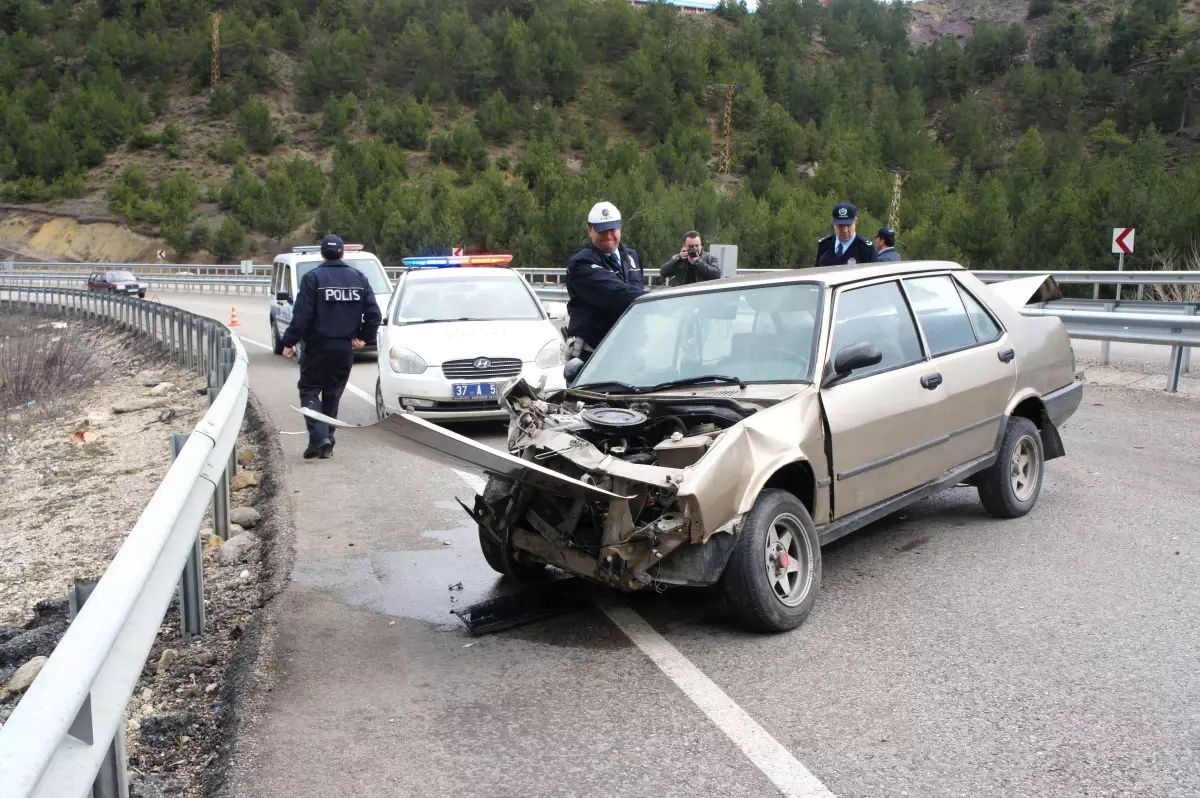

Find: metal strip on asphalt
<box><xmin>242</xmin><ymin>335</ymin><xmax>836</xmax><ymax>797</ymax></box>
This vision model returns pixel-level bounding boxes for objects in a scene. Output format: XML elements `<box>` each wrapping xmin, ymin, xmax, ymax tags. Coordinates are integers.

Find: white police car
<box><xmin>268</xmin><ymin>244</ymin><xmax>392</xmax><ymax>358</ymax></box>
<box><xmin>374</xmin><ymin>254</ymin><xmax>567</xmax><ymax>422</ymax></box>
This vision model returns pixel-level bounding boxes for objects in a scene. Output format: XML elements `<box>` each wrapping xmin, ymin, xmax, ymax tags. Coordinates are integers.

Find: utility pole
<box><xmin>888</xmin><ymin>168</ymin><xmax>908</xmax><ymax>231</ymax></box>
<box><xmin>705</xmin><ymin>83</ymin><xmax>737</xmax><ymax>174</ymax></box>
<box><xmin>211</xmin><ymin>12</ymin><xmax>221</xmax><ymax>87</ymax></box>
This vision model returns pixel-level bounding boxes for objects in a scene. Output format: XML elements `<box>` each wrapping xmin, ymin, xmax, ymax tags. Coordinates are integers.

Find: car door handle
<box><xmin>921</xmin><ymin>373</ymin><xmax>943</xmax><ymax>390</ymax></box>
<box><xmin>998</xmin><ymin>348</ymin><xmax>1015</xmax><ymax>363</ymax></box>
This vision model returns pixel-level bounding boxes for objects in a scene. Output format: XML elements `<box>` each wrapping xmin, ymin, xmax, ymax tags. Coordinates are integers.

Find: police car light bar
<box><xmin>292</xmin><ymin>244</ymin><xmax>365</xmax><ymax>253</ymax></box>
<box><xmin>401</xmin><ymin>255</ymin><xmax>514</xmax><ymax>268</ymax></box>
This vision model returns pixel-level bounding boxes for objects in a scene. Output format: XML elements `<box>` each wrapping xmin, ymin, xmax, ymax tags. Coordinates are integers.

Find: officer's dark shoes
<box><xmin>317</xmin><ymin>438</ymin><xmax>333</xmax><ymax>459</ymax></box>
<box><xmin>319</xmin><ymin>447</ymin><xmax>333</xmax><ymax>459</ymax></box>
<box><xmin>303</xmin><ymin>437</ymin><xmax>332</xmax><ymax>460</ymax></box>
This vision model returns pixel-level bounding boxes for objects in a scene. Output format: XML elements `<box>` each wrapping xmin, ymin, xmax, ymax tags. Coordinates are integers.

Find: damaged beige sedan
<box><xmin>323</xmin><ymin>261</ymin><xmax>1082</xmax><ymax>633</ymax></box>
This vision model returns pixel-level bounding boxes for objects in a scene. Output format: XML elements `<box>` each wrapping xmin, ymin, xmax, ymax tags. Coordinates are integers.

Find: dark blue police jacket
<box><xmin>814</xmin><ymin>234</ymin><xmax>877</xmax><ymax>267</ymax></box>
<box><xmin>565</xmin><ymin>243</ymin><xmax>645</xmax><ymax>349</ymax></box>
<box><xmin>281</xmin><ymin>259</ymin><xmax>382</xmax><ymax>350</ymax></box>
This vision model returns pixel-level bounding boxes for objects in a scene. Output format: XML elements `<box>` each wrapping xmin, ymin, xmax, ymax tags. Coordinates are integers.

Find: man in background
<box><xmin>814</xmin><ymin>202</ymin><xmax>876</xmax><ymax>267</ymax></box>
<box><xmin>660</xmin><ymin>230</ymin><xmax>721</xmax><ymax>286</ymax></box>
<box><xmin>874</xmin><ymin>227</ymin><xmax>902</xmax><ymax>261</ymax></box>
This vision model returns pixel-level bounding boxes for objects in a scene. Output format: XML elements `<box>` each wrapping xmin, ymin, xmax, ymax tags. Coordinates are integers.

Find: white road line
<box><xmin>238</xmin><ymin>336</ymin><xmax>273</xmax><ymax>351</ymax></box>
<box><xmin>316</xmin><ymin>370</ymin><xmax>837</xmax><ymax>797</ymax></box>
<box><xmin>598</xmin><ymin>601</ymin><xmax>836</xmax><ymax>798</ymax></box>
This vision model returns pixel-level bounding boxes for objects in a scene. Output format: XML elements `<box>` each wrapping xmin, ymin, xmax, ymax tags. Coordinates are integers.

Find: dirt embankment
<box><xmin>0</xmin><ymin>207</ymin><xmax>163</xmax><ymax>264</ymax></box>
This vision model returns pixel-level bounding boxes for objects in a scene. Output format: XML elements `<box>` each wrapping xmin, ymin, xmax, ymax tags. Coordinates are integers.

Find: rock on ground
<box><xmin>3</xmin><ymin>655</ymin><xmax>48</xmax><ymax>695</ymax></box>
<box><xmin>218</xmin><ymin>533</ymin><xmax>260</xmax><ymax>566</ymax></box>
<box><xmin>229</xmin><ymin>506</ymin><xmax>261</xmax><ymax>529</ymax></box>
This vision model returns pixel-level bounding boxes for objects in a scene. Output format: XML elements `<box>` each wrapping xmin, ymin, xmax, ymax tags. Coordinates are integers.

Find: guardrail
<box><xmin>0</xmin><ymin>285</ymin><xmax>249</xmax><ymax>797</ymax></box>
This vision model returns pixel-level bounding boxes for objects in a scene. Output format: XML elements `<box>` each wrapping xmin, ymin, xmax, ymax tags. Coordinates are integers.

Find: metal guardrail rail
<box><xmin>0</xmin><ymin>285</ymin><xmax>250</xmax><ymax>797</ymax></box>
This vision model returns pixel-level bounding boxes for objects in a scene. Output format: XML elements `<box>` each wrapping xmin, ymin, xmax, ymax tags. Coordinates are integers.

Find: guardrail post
<box><xmin>1099</xmin><ymin>302</ymin><xmax>1114</xmax><ymax>366</ymax></box>
<box><xmin>1167</xmin><ymin>344</ymin><xmax>1184</xmax><ymax>393</ymax></box>
<box><xmin>1183</xmin><ymin>305</ymin><xmax>1196</xmax><ymax>375</ymax></box>
<box><xmin>171</xmin><ymin>433</ymin><xmax>205</xmax><ymax>637</ymax></box>
<box><xmin>68</xmin><ymin>579</ymin><xmax>131</xmax><ymax>798</ymax></box>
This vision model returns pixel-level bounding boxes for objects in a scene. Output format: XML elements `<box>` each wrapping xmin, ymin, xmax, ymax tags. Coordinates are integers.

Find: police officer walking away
<box><xmin>563</xmin><ymin>201</ymin><xmax>645</xmax><ymax>361</ymax></box>
<box><xmin>660</xmin><ymin>230</ymin><xmax>721</xmax><ymax>286</ymax></box>
<box><xmin>814</xmin><ymin>202</ymin><xmax>876</xmax><ymax>267</ymax></box>
<box><xmin>281</xmin><ymin>235</ymin><xmax>382</xmax><ymax>460</ymax></box>
<box><xmin>874</xmin><ymin>226</ymin><xmax>902</xmax><ymax>261</ymax></box>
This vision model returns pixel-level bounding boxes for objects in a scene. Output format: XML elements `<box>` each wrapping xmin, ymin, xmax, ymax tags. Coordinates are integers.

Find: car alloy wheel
<box><xmin>1009</xmin><ymin>434</ymin><xmax>1040</xmax><ymax>502</ymax></box>
<box><xmin>763</xmin><ymin>513</ymin><xmax>814</xmax><ymax>608</ymax></box>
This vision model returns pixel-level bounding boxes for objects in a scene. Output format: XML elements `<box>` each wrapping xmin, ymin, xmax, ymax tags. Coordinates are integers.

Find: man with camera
<box><xmin>660</xmin><ymin>231</ymin><xmax>721</xmax><ymax>287</ymax></box>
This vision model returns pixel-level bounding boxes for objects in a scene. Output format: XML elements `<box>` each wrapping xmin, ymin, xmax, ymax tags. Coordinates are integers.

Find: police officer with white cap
<box><xmin>814</xmin><ymin>201</ymin><xmax>876</xmax><ymax>267</ymax></box>
<box><xmin>281</xmin><ymin>235</ymin><xmax>382</xmax><ymax>460</ymax></box>
<box><xmin>563</xmin><ymin>201</ymin><xmax>645</xmax><ymax>361</ymax></box>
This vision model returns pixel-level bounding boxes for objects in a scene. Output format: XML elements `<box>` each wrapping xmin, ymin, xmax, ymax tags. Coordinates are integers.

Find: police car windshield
<box><xmin>296</xmin><ymin>259</ymin><xmax>391</xmax><ymax>296</ymax></box>
<box><xmin>575</xmin><ymin>282</ymin><xmax>823</xmax><ymax>390</ymax></box>
<box><xmin>393</xmin><ymin>274</ymin><xmax>542</xmax><ymax>325</ymax></box>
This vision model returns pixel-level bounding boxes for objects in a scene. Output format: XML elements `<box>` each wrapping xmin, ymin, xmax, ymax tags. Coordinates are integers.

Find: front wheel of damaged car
<box><xmin>720</xmin><ymin>489</ymin><xmax>821</xmax><ymax>633</ymax></box>
<box><xmin>477</xmin><ymin>477</ymin><xmax>547</xmax><ymax>583</ymax></box>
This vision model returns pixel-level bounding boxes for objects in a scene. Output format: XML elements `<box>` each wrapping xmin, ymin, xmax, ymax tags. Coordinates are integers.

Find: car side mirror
<box><xmin>276</xmin><ymin>291</ymin><xmax>291</xmax><ymax>304</ymax></box>
<box><xmin>564</xmin><ymin>357</ymin><xmax>585</xmax><ymax>383</ymax></box>
<box><xmin>822</xmin><ymin>342</ymin><xmax>883</xmax><ymax>388</ymax></box>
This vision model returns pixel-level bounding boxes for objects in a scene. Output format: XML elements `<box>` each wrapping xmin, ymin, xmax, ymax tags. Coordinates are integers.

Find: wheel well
<box><xmin>762</xmin><ymin>461</ymin><xmax>815</xmax><ymax>515</ymax></box>
<box><xmin>1012</xmin><ymin>396</ymin><xmax>1048</xmax><ymax>429</ymax></box>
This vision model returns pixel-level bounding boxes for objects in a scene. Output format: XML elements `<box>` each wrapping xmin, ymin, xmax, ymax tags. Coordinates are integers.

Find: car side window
<box><xmin>830</xmin><ymin>281</ymin><xmax>924</xmax><ymax>379</ymax></box>
<box><xmin>283</xmin><ymin>264</ymin><xmax>293</xmax><ymax>298</ymax></box>
<box><xmin>954</xmin><ymin>280</ymin><xmax>1003</xmax><ymax>343</ymax></box>
<box><xmin>903</xmin><ymin>275</ymin><xmax>979</xmax><ymax>356</ymax></box>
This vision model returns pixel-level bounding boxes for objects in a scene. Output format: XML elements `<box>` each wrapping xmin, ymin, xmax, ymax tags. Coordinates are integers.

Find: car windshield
<box><xmin>296</xmin><ymin>258</ymin><xmax>391</xmax><ymax>296</ymax></box>
<box><xmin>575</xmin><ymin>282</ymin><xmax>823</xmax><ymax>390</ymax></box>
<box><xmin>393</xmin><ymin>273</ymin><xmax>543</xmax><ymax>325</ymax></box>
<box><xmin>108</xmin><ymin>271</ymin><xmax>136</xmax><ymax>281</ymax></box>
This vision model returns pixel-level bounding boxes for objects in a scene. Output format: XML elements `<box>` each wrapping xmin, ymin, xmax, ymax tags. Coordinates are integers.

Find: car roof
<box><xmin>403</xmin><ymin>267</ymin><xmax>520</xmax><ymax>281</ymax></box>
<box><xmin>273</xmin><ymin>251</ymin><xmax>383</xmax><ymax>264</ymax></box>
<box><xmin>644</xmin><ymin>260</ymin><xmax>969</xmax><ymax>299</ymax></box>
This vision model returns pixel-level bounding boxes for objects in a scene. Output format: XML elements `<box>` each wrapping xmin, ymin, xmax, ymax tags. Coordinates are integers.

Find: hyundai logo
<box><xmin>474</xmin><ymin>357</ymin><xmax>491</xmax><ymax>369</ymax></box>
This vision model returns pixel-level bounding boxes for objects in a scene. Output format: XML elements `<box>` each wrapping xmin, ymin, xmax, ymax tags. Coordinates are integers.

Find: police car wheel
<box><xmin>374</xmin><ymin>378</ymin><xmax>386</xmax><ymax>420</ymax></box>
<box><xmin>271</xmin><ymin>320</ymin><xmax>284</xmax><ymax>355</ymax></box>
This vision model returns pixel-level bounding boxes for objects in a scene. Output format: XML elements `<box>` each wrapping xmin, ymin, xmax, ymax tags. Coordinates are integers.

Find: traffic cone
<box><xmin>229</xmin><ymin>307</ymin><xmax>241</xmax><ymax>327</ymax></box>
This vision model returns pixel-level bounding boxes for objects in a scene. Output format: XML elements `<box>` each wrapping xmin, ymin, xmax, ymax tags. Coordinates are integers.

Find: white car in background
<box><xmin>375</xmin><ymin>255</ymin><xmax>567</xmax><ymax>422</ymax></box>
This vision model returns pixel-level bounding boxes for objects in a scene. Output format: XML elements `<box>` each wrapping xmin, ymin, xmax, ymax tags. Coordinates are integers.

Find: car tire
<box><xmin>477</xmin><ymin>477</ymin><xmax>547</xmax><ymax>583</ymax></box>
<box><xmin>138</xmin><ymin>291</ymin><xmax>146</xmax><ymax>299</ymax></box>
<box><xmin>977</xmin><ymin>416</ymin><xmax>1044</xmax><ymax>519</ymax></box>
<box><xmin>374</xmin><ymin>378</ymin><xmax>386</xmax><ymax>421</ymax></box>
<box><xmin>720</xmin><ymin>489</ymin><xmax>821</xmax><ymax>633</ymax></box>
<box><xmin>271</xmin><ymin>319</ymin><xmax>284</xmax><ymax>355</ymax></box>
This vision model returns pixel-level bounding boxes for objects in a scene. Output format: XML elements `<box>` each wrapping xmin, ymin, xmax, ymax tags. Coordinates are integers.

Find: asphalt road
<box><xmin>152</xmin><ymin>292</ymin><xmax>1200</xmax><ymax>797</ymax></box>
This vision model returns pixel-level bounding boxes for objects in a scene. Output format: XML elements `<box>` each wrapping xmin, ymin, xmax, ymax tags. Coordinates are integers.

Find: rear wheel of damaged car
<box><xmin>720</xmin><ymin>489</ymin><xmax>821</xmax><ymax>633</ymax></box>
<box><xmin>977</xmin><ymin>416</ymin><xmax>1044</xmax><ymax>518</ymax></box>
<box><xmin>477</xmin><ymin>477</ymin><xmax>547</xmax><ymax>583</ymax></box>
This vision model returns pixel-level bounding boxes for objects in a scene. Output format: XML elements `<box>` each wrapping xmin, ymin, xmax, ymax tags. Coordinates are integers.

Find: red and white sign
<box><xmin>452</xmin><ymin>247</ymin><xmax>464</xmax><ymax>256</ymax></box>
<box><xmin>1112</xmin><ymin>227</ymin><xmax>1135</xmax><ymax>255</ymax></box>
<box><xmin>156</xmin><ymin>249</ymin><xmax>166</xmax><ymax>260</ymax></box>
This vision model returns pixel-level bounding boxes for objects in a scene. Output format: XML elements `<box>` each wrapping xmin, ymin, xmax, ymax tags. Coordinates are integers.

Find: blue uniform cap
<box><xmin>320</xmin><ymin>235</ymin><xmax>344</xmax><ymax>259</ymax></box>
<box><xmin>832</xmin><ymin>202</ymin><xmax>857</xmax><ymax>226</ymax></box>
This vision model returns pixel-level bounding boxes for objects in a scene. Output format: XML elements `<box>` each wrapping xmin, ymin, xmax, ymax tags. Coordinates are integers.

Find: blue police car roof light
<box><xmin>401</xmin><ymin>254</ymin><xmax>514</xmax><ymax>269</ymax></box>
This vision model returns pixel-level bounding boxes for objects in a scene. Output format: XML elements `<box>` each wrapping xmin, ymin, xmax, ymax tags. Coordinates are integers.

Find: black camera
<box><xmin>687</xmin><ymin>245</ymin><xmax>699</xmax><ymax>258</ymax></box>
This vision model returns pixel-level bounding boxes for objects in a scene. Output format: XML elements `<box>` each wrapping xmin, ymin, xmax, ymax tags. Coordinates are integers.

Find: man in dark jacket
<box><xmin>563</xmin><ymin>201</ymin><xmax>645</xmax><ymax>360</ymax></box>
<box><xmin>814</xmin><ymin>202</ymin><xmax>876</xmax><ymax>267</ymax></box>
<box><xmin>874</xmin><ymin>227</ymin><xmax>902</xmax><ymax>261</ymax></box>
<box><xmin>281</xmin><ymin>235</ymin><xmax>382</xmax><ymax>459</ymax></box>
<box><xmin>660</xmin><ymin>230</ymin><xmax>722</xmax><ymax>286</ymax></box>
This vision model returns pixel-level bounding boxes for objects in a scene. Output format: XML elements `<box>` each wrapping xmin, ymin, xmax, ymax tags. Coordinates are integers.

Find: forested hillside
<box><xmin>0</xmin><ymin>0</ymin><xmax>1198</xmax><ymax>271</ymax></box>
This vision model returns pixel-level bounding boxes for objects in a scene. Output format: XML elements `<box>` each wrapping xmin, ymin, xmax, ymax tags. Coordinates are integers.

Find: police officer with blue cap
<box><xmin>281</xmin><ymin>235</ymin><xmax>382</xmax><ymax>460</ymax></box>
<box><xmin>814</xmin><ymin>202</ymin><xmax>876</xmax><ymax>267</ymax></box>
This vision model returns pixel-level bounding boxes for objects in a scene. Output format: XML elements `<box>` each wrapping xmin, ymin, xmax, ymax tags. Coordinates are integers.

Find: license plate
<box><xmin>451</xmin><ymin>382</ymin><xmax>497</xmax><ymax>399</ymax></box>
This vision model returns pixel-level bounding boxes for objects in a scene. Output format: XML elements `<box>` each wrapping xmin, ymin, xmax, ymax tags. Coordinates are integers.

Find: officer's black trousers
<box><xmin>297</xmin><ymin>345</ymin><xmax>353</xmax><ymax>447</ymax></box>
